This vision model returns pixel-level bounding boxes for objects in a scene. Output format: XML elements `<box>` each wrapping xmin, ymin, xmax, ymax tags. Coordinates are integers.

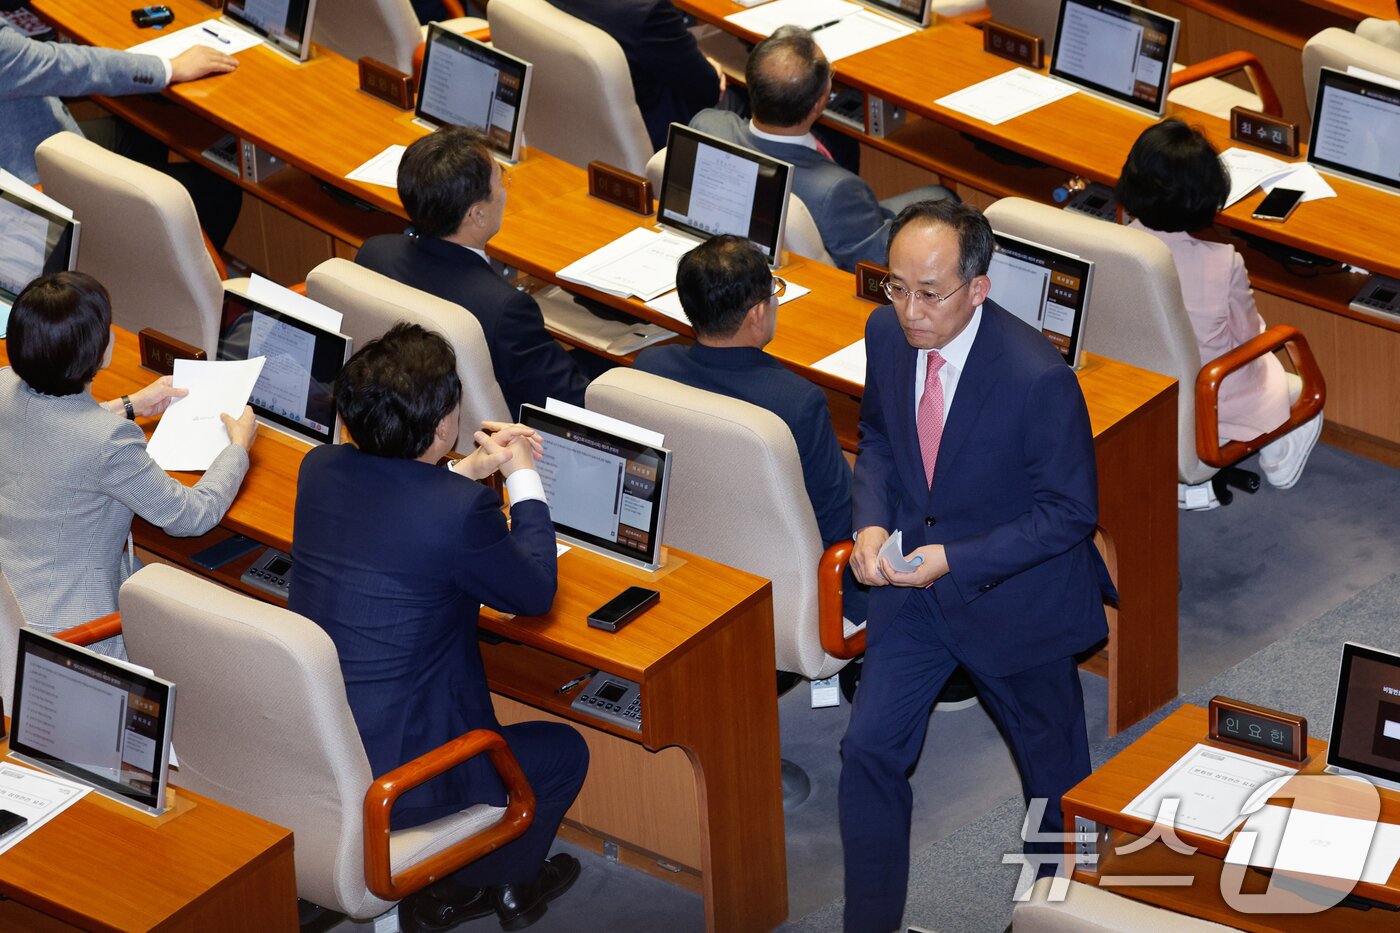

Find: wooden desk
<box><xmin>0</xmin><ymin>330</ymin><xmax>788</xmax><ymax>932</ymax></box>
<box><xmin>1062</xmin><ymin>705</ymin><xmax>1400</xmax><ymax>930</ymax></box>
<box><xmin>0</xmin><ymin>730</ymin><xmax>296</xmax><ymax>931</ymax></box>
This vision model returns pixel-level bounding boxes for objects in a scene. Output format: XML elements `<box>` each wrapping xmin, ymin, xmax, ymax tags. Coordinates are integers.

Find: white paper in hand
<box><xmin>146</xmin><ymin>358</ymin><xmax>266</xmax><ymax>471</ymax></box>
<box><xmin>878</xmin><ymin>529</ymin><xmax>923</xmax><ymax>572</ymax></box>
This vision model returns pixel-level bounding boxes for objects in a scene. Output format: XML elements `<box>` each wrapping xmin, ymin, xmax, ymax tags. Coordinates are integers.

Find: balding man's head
<box><xmin>746</xmin><ymin>27</ymin><xmax>832</xmax><ymax>129</ymax></box>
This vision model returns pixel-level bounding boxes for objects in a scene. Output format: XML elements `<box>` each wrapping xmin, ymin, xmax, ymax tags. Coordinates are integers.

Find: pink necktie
<box><xmin>815</xmin><ymin>138</ymin><xmax>834</xmax><ymax>162</ymax></box>
<box><xmin>918</xmin><ymin>351</ymin><xmax>946</xmax><ymax>488</ymax></box>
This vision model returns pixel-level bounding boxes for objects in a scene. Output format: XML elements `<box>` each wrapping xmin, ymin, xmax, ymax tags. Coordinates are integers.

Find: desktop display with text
<box><xmin>416</xmin><ymin>26</ymin><xmax>532</xmax><ymax>164</ymax></box>
<box><xmin>986</xmin><ymin>232</ymin><xmax>1093</xmax><ymax>368</ymax></box>
<box><xmin>1050</xmin><ymin>0</ymin><xmax>1178</xmax><ymax>117</ymax></box>
<box><xmin>1308</xmin><ymin>68</ymin><xmax>1400</xmax><ymax>196</ymax></box>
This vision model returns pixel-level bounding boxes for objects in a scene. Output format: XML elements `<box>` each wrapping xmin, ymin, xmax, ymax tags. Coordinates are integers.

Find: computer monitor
<box><xmin>1307</xmin><ymin>67</ymin><xmax>1400</xmax><ymax>197</ymax></box>
<box><xmin>658</xmin><ymin>124</ymin><xmax>794</xmax><ymax>264</ymax></box>
<box><xmin>860</xmin><ymin>0</ymin><xmax>932</xmax><ymax>29</ymax></box>
<box><xmin>216</xmin><ymin>290</ymin><xmax>350</xmax><ymax>446</ymax></box>
<box><xmin>415</xmin><ymin>25</ymin><xmax>533</xmax><ymax>164</ymax></box>
<box><xmin>9</xmin><ymin>629</ymin><xmax>176</xmax><ymax>814</ymax></box>
<box><xmin>1049</xmin><ymin>0</ymin><xmax>1179</xmax><ymax>117</ymax></box>
<box><xmin>0</xmin><ymin>177</ymin><xmax>78</xmax><ymax>336</ymax></box>
<box><xmin>1326</xmin><ymin>643</ymin><xmax>1400</xmax><ymax>792</ymax></box>
<box><xmin>223</xmin><ymin>0</ymin><xmax>319</xmax><ymax>62</ymax></box>
<box><xmin>519</xmin><ymin>403</ymin><xmax>671</xmax><ymax>572</ymax></box>
<box><xmin>986</xmin><ymin>232</ymin><xmax>1094</xmax><ymax>368</ymax></box>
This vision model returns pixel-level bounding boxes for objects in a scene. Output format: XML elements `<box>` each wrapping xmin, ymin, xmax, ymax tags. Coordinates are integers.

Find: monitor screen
<box><xmin>9</xmin><ymin>629</ymin><xmax>176</xmax><ymax>814</ymax></box>
<box><xmin>0</xmin><ymin>185</ymin><xmax>78</xmax><ymax>312</ymax></box>
<box><xmin>1328</xmin><ymin>643</ymin><xmax>1400</xmax><ymax>787</ymax></box>
<box><xmin>224</xmin><ymin>0</ymin><xmax>318</xmax><ymax>61</ymax></box>
<box><xmin>519</xmin><ymin>403</ymin><xmax>671</xmax><ymax>572</ymax></box>
<box><xmin>415</xmin><ymin>25</ymin><xmax>533</xmax><ymax>163</ymax></box>
<box><xmin>861</xmin><ymin>0</ymin><xmax>931</xmax><ymax>28</ymax></box>
<box><xmin>217</xmin><ymin>291</ymin><xmax>350</xmax><ymax>446</ymax></box>
<box><xmin>1050</xmin><ymin>0</ymin><xmax>1178</xmax><ymax>117</ymax></box>
<box><xmin>1307</xmin><ymin>68</ymin><xmax>1400</xmax><ymax>196</ymax></box>
<box><xmin>986</xmin><ymin>232</ymin><xmax>1093</xmax><ymax>368</ymax></box>
<box><xmin>658</xmin><ymin>124</ymin><xmax>793</xmax><ymax>262</ymax></box>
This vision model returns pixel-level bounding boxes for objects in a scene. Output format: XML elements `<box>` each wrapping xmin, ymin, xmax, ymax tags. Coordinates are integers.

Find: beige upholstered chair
<box><xmin>1356</xmin><ymin>17</ymin><xmax>1400</xmax><ymax>54</ymax></box>
<box><xmin>644</xmin><ymin>148</ymin><xmax>836</xmax><ymax>266</ymax></box>
<box><xmin>118</xmin><ymin>564</ymin><xmax>534</xmax><ymax>920</ymax></box>
<box><xmin>1302</xmin><ymin>26</ymin><xmax>1400</xmax><ymax>114</ymax></box>
<box><xmin>35</xmin><ymin>132</ymin><xmax>227</xmax><ymax>356</ymax></box>
<box><xmin>586</xmin><ymin>368</ymin><xmax>858</xmax><ymax>681</ymax></box>
<box><xmin>0</xmin><ymin>570</ymin><xmax>23</xmax><ymax>712</ymax></box>
<box><xmin>488</xmin><ymin>0</ymin><xmax>653</xmax><ymax>175</ymax></box>
<box><xmin>313</xmin><ymin>0</ymin><xmax>485</xmax><ymax>76</ymax></box>
<box><xmin>1012</xmin><ymin>877</ymin><xmax>1236</xmax><ymax>931</ymax></box>
<box><xmin>305</xmin><ymin>258</ymin><xmax>509</xmax><ymax>447</ymax></box>
<box><xmin>983</xmin><ymin>197</ymin><xmax>1325</xmax><ymax>496</ymax></box>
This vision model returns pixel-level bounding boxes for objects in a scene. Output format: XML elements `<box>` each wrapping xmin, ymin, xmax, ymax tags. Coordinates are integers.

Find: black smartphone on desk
<box><xmin>1252</xmin><ymin>187</ymin><xmax>1304</xmax><ymax>222</ymax></box>
<box><xmin>0</xmin><ymin>809</ymin><xmax>28</xmax><ymax>839</ymax></box>
<box><xmin>131</xmin><ymin>5</ymin><xmax>173</xmax><ymax>27</ymax></box>
<box><xmin>587</xmin><ymin>586</ymin><xmax>659</xmax><ymax>632</ymax></box>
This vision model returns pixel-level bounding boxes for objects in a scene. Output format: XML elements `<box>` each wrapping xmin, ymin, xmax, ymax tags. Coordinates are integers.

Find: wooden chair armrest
<box><xmin>442</xmin><ymin>0</ymin><xmax>466</xmax><ymax>16</ymax></box>
<box><xmin>289</xmin><ymin>281</ymin><xmax>307</xmax><ymax>296</ymax></box>
<box><xmin>1196</xmin><ymin>324</ymin><xmax>1326</xmax><ymax>468</ymax></box>
<box><xmin>1170</xmin><ymin>51</ymin><xmax>1282</xmax><ymax>117</ymax></box>
<box><xmin>363</xmin><ymin>728</ymin><xmax>535</xmax><ymax>901</ymax></box>
<box><xmin>54</xmin><ymin>612</ymin><xmax>123</xmax><ymax>646</ymax></box>
<box><xmin>818</xmin><ymin>541</ymin><xmax>864</xmax><ymax>659</ymax></box>
<box><xmin>203</xmin><ymin>229</ymin><xmax>228</xmax><ymax>281</ymax></box>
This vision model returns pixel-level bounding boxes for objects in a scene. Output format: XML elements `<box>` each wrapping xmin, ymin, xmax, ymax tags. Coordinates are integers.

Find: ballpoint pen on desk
<box><xmin>203</xmin><ymin>26</ymin><xmax>231</xmax><ymax>44</ymax></box>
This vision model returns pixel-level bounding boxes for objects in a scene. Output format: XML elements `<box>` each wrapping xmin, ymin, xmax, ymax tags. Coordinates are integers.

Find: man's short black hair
<box><xmin>9</xmin><ymin>271</ymin><xmax>113</xmax><ymax>397</ymax></box>
<box><xmin>335</xmin><ymin>323</ymin><xmax>462</xmax><ymax>459</ymax></box>
<box><xmin>1115</xmin><ymin>119</ymin><xmax>1228</xmax><ymax>233</ymax></box>
<box><xmin>888</xmin><ymin>199</ymin><xmax>995</xmax><ymax>283</ymax></box>
<box><xmin>746</xmin><ymin>26</ymin><xmax>832</xmax><ymax>128</ymax></box>
<box><xmin>397</xmin><ymin>125</ymin><xmax>495</xmax><ymax>238</ymax></box>
<box><xmin>675</xmin><ymin>235</ymin><xmax>773</xmax><ymax>339</ymax></box>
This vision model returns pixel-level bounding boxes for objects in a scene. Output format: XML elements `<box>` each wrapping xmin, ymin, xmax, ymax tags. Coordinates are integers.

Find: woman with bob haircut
<box><xmin>0</xmin><ymin>271</ymin><xmax>257</xmax><ymax>657</ymax></box>
<box><xmin>1116</xmin><ymin>119</ymin><xmax>1323</xmax><ymax>509</ymax></box>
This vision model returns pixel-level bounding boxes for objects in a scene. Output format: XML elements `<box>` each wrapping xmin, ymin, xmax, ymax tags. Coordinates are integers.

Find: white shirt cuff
<box><xmin>158</xmin><ymin>57</ymin><xmax>173</xmax><ymax>87</ymax></box>
<box><xmin>504</xmin><ymin>468</ymin><xmax>546</xmax><ymax>505</ymax></box>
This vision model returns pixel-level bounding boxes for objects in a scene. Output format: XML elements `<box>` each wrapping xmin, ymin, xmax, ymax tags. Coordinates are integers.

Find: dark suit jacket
<box><xmin>289</xmin><ymin>444</ymin><xmax>557</xmax><ymax>820</ymax></box>
<box><xmin>854</xmin><ymin>301</ymin><xmax>1111</xmax><ymax>677</ymax></box>
<box><xmin>548</xmin><ymin>0</ymin><xmax>719</xmax><ymax>151</ymax></box>
<box><xmin>690</xmin><ymin>108</ymin><xmax>893</xmax><ymax>272</ymax></box>
<box><xmin>356</xmin><ymin>234</ymin><xmax>588</xmax><ymax>417</ymax></box>
<box><xmin>633</xmin><ymin>342</ymin><xmax>852</xmax><ymax>547</ymax></box>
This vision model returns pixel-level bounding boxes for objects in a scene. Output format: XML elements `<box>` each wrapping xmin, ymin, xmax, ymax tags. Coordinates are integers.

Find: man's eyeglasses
<box><xmin>880</xmin><ymin>277</ymin><xmax>969</xmax><ymax>306</ymax></box>
<box><xmin>770</xmin><ymin>277</ymin><xmax>787</xmax><ymax>300</ymax></box>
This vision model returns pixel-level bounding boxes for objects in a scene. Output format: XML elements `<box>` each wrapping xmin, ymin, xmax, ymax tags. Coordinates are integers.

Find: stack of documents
<box><xmin>558</xmin><ymin>228</ymin><xmax>696</xmax><ymax>302</ymax></box>
<box><xmin>0</xmin><ymin>762</ymin><xmax>90</xmax><ymax>857</ymax></box>
<box><xmin>1225</xmin><ymin>802</ymin><xmax>1400</xmax><ymax>886</ymax></box>
<box><xmin>127</xmin><ymin>20</ymin><xmax>262</xmax><ymax>57</ymax></box>
<box><xmin>644</xmin><ymin>279</ymin><xmax>810</xmax><ymax>325</ymax></box>
<box><xmin>146</xmin><ymin>357</ymin><xmax>266</xmax><ymax>472</ymax></box>
<box><xmin>1121</xmin><ymin>743</ymin><xmax>1297</xmax><ymax>841</ymax></box>
<box><xmin>725</xmin><ymin>0</ymin><xmax>915</xmax><ymax>62</ymax></box>
<box><xmin>346</xmin><ymin>145</ymin><xmax>406</xmax><ymax>189</ymax></box>
<box><xmin>1219</xmin><ymin>148</ymin><xmax>1336</xmax><ymax>208</ymax></box>
<box><xmin>811</xmin><ymin>338</ymin><xmax>866</xmax><ymax>385</ymax></box>
<box><xmin>536</xmin><ymin>287</ymin><xmax>677</xmax><ymax>356</ymax></box>
<box><xmin>935</xmin><ymin>69</ymin><xmax>1078</xmax><ymax>126</ymax></box>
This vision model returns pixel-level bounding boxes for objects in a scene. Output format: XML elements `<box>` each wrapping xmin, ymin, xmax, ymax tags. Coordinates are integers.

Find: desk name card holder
<box><xmin>358</xmin><ymin>57</ymin><xmax>415</xmax><ymax>111</ymax></box>
<box><xmin>983</xmin><ymin>21</ymin><xmax>1043</xmax><ymax>70</ymax></box>
<box><xmin>1230</xmin><ymin>107</ymin><xmax>1299</xmax><ymax>158</ymax></box>
<box><xmin>855</xmin><ymin>261</ymin><xmax>891</xmax><ymax>304</ymax></box>
<box><xmin>1208</xmin><ymin>695</ymin><xmax>1308</xmax><ymax>762</ymax></box>
<box><xmin>588</xmin><ymin>162</ymin><xmax>654</xmax><ymax>216</ymax></box>
<box><xmin>139</xmin><ymin>328</ymin><xmax>206</xmax><ymax>375</ymax></box>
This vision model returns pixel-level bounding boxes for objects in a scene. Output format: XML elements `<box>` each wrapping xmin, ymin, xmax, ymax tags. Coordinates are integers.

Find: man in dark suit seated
<box><xmin>633</xmin><ymin>234</ymin><xmax>865</xmax><ymax>625</ymax></box>
<box><xmin>544</xmin><ymin>0</ymin><xmax>724</xmax><ymax>150</ymax></box>
<box><xmin>355</xmin><ymin>126</ymin><xmax>590</xmax><ymax>418</ymax></box>
<box><xmin>689</xmin><ymin>27</ymin><xmax>956</xmax><ymax>273</ymax></box>
<box><xmin>290</xmin><ymin>323</ymin><xmax>588</xmax><ymax>932</ymax></box>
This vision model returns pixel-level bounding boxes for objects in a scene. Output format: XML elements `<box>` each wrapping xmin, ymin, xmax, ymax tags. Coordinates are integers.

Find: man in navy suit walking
<box><xmin>838</xmin><ymin>201</ymin><xmax>1112</xmax><ymax>932</ymax></box>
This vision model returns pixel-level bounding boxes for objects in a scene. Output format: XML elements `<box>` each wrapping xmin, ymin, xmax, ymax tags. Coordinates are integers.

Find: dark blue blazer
<box><xmin>633</xmin><ymin>342</ymin><xmax>852</xmax><ymax>547</ymax></box>
<box><xmin>356</xmin><ymin>234</ymin><xmax>589</xmax><ymax>418</ymax></box>
<box><xmin>854</xmin><ymin>301</ymin><xmax>1111</xmax><ymax>677</ymax></box>
<box><xmin>546</xmin><ymin>0</ymin><xmax>719</xmax><ymax>151</ymax></box>
<box><xmin>289</xmin><ymin>444</ymin><xmax>558</xmax><ymax>821</ymax></box>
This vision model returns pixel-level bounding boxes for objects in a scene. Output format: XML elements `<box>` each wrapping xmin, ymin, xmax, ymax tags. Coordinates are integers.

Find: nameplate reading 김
<box><xmin>358</xmin><ymin>57</ymin><xmax>415</xmax><ymax>111</ymax></box>
<box><xmin>587</xmin><ymin>162</ymin><xmax>654</xmax><ymax>216</ymax></box>
<box><xmin>983</xmin><ymin>21</ymin><xmax>1043</xmax><ymax>70</ymax></box>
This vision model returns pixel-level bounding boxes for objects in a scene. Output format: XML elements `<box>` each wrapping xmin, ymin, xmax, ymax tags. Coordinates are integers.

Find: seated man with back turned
<box><xmin>356</xmin><ymin>126</ymin><xmax>590</xmax><ymax>417</ymax></box>
<box><xmin>633</xmin><ymin>234</ymin><xmax>865</xmax><ymax>624</ymax></box>
<box><xmin>690</xmin><ymin>27</ymin><xmax>956</xmax><ymax>273</ymax></box>
<box><xmin>291</xmin><ymin>323</ymin><xmax>587</xmax><ymax>932</ymax></box>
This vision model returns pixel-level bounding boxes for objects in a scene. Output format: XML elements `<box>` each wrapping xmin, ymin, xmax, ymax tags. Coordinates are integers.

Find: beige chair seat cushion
<box><xmin>389</xmin><ymin>804</ymin><xmax>508</xmax><ymax>873</ymax></box>
<box><xmin>1014</xmin><ymin>877</ymin><xmax>1240</xmax><ymax>932</ymax></box>
<box><xmin>1167</xmin><ymin>62</ymin><xmax>1262</xmax><ymax>120</ymax></box>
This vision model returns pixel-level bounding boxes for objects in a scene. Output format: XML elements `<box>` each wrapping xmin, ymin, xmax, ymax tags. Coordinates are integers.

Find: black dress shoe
<box><xmin>493</xmin><ymin>853</ymin><xmax>581</xmax><ymax>931</ymax></box>
<box><xmin>398</xmin><ymin>880</ymin><xmax>493</xmax><ymax>933</ymax></box>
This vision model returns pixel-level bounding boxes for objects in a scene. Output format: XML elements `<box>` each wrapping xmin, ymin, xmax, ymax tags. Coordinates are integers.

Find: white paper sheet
<box><xmin>544</xmin><ymin>397</ymin><xmax>664</xmax><ymax>448</ymax></box>
<box><xmin>245</xmin><ymin>274</ymin><xmax>343</xmax><ymax>331</ymax></box>
<box><xmin>935</xmin><ymin>69</ymin><xmax>1078</xmax><ymax>126</ymax></box>
<box><xmin>1261</xmin><ymin>165</ymin><xmax>1337</xmax><ymax>203</ymax></box>
<box><xmin>146</xmin><ymin>358</ymin><xmax>266</xmax><ymax>471</ymax></box>
<box><xmin>557</xmin><ymin>228</ymin><xmax>696</xmax><ymax>301</ymax></box>
<box><xmin>345</xmin><ymin>144</ymin><xmax>406</xmax><ymax>189</ymax></box>
<box><xmin>0</xmin><ymin>761</ymin><xmax>91</xmax><ymax>856</ymax></box>
<box><xmin>811</xmin><ymin>10</ymin><xmax>915</xmax><ymax>63</ymax></box>
<box><xmin>878</xmin><ymin>529</ymin><xmax>924</xmax><ymax>571</ymax></box>
<box><xmin>644</xmin><ymin>279</ymin><xmax>810</xmax><ymax>324</ymax></box>
<box><xmin>1122</xmin><ymin>743</ymin><xmax>1297</xmax><ymax>841</ymax></box>
<box><xmin>127</xmin><ymin>19</ymin><xmax>263</xmax><ymax>58</ymax></box>
<box><xmin>811</xmin><ymin>338</ymin><xmax>866</xmax><ymax>385</ymax></box>
<box><xmin>1218</xmin><ymin>148</ymin><xmax>1295</xmax><ymax>208</ymax></box>
<box><xmin>724</xmin><ymin>0</ymin><xmax>860</xmax><ymax>36</ymax></box>
<box><xmin>1225</xmin><ymin>803</ymin><xmax>1400</xmax><ymax>886</ymax></box>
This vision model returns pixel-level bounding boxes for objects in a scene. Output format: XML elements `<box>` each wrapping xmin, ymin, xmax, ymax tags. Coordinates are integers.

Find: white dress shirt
<box><xmin>748</xmin><ymin>120</ymin><xmax>819</xmax><ymax>151</ymax></box>
<box><xmin>913</xmin><ymin>304</ymin><xmax>983</xmax><ymax>424</ymax></box>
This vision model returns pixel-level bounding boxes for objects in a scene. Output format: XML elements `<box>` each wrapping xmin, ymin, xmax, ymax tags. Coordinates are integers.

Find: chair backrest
<box><xmin>643</xmin><ymin>148</ymin><xmax>836</xmax><ymax>266</ymax></box>
<box><xmin>1356</xmin><ymin>18</ymin><xmax>1400</xmax><ymax>54</ymax></box>
<box><xmin>117</xmin><ymin>564</ymin><xmax>392</xmax><ymax>918</ymax></box>
<box><xmin>488</xmin><ymin>0</ymin><xmax>653</xmax><ymax>175</ymax></box>
<box><xmin>1013</xmin><ymin>877</ymin><xmax>1237</xmax><ymax>931</ymax></box>
<box><xmin>982</xmin><ymin>197</ymin><xmax>1208</xmax><ymax>483</ymax></box>
<box><xmin>0</xmin><ymin>568</ymin><xmax>24</xmax><ymax>714</ymax></box>
<box><xmin>585</xmin><ymin>368</ymin><xmax>844</xmax><ymax>680</ymax></box>
<box><xmin>35</xmin><ymin>132</ymin><xmax>223</xmax><ymax>356</ymax></box>
<box><xmin>313</xmin><ymin>0</ymin><xmax>422</xmax><ymax>75</ymax></box>
<box><xmin>1302</xmin><ymin>27</ymin><xmax>1400</xmax><ymax>114</ymax></box>
<box><xmin>305</xmin><ymin>258</ymin><xmax>509</xmax><ymax>446</ymax></box>
<box><xmin>987</xmin><ymin>0</ymin><xmax>1060</xmax><ymax>50</ymax></box>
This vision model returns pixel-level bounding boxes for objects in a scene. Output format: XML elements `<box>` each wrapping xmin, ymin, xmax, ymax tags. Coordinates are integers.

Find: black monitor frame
<box><xmin>1326</xmin><ymin>642</ymin><xmax>1400</xmax><ymax>789</ymax></box>
<box><xmin>1306</xmin><ymin>67</ymin><xmax>1400</xmax><ymax>197</ymax></box>
<box><xmin>987</xmin><ymin>231</ymin><xmax>1094</xmax><ymax>369</ymax></box>
<box><xmin>415</xmin><ymin>25</ymin><xmax>533</xmax><ymax>164</ymax></box>
<box><xmin>223</xmin><ymin>0</ymin><xmax>319</xmax><ymax>62</ymax></box>
<box><xmin>0</xmin><ymin>185</ymin><xmax>79</xmax><ymax>309</ymax></box>
<box><xmin>1049</xmin><ymin>0</ymin><xmax>1179</xmax><ymax>118</ymax></box>
<box><xmin>859</xmin><ymin>0</ymin><xmax>932</xmax><ymax>28</ymax></box>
